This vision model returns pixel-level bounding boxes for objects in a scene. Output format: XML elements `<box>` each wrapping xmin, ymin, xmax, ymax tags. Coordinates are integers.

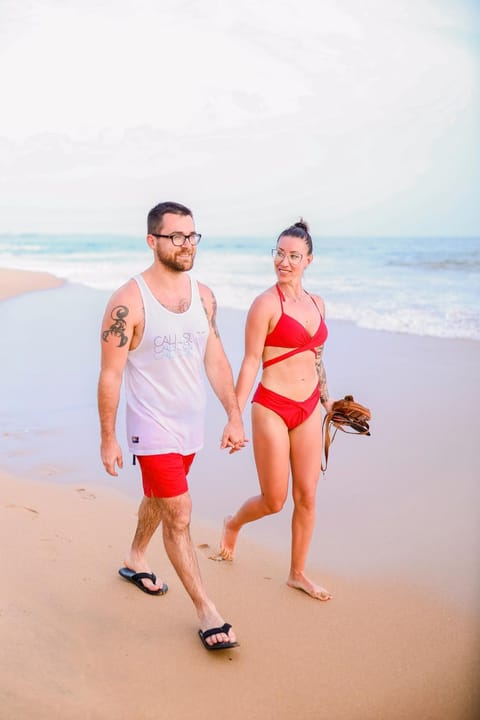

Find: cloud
<box><xmin>0</xmin><ymin>0</ymin><xmax>478</xmax><ymax>234</ymax></box>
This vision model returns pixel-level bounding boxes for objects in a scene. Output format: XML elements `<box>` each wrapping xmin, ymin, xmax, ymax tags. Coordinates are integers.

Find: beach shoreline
<box><xmin>0</xmin><ymin>267</ymin><xmax>64</xmax><ymax>301</ymax></box>
<box><xmin>1</xmin><ymin>267</ymin><xmax>479</xmax><ymax>719</ymax></box>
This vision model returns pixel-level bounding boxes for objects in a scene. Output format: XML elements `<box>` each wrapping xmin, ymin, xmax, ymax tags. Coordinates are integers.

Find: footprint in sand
<box><xmin>75</xmin><ymin>488</ymin><xmax>96</xmax><ymax>500</ymax></box>
<box><xmin>5</xmin><ymin>504</ymin><xmax>39</xmax><ymax>514</ymax></box>
<box><xmin>41</xmin><ymin>466</ymin><xmax>59</xmax><ymax>477</ymax></box>
<box><xmin>197</xmin><ymin>543</ymin><xmax>217</xmax><ymax>559</ymax></box>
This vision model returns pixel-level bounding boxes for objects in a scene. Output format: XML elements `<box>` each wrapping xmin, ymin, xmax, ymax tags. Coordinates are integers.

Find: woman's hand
<box><xmin>321</xmin><ymin>398</ymin><xmax>335</xmax><ymax>415</ymax></box>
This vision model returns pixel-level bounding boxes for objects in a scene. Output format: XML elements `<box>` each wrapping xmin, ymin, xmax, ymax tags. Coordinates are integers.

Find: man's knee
<box><xmin>161</xmin><ymin>493</ymin><xmax>192</xmax><ymax>533</ymax></box>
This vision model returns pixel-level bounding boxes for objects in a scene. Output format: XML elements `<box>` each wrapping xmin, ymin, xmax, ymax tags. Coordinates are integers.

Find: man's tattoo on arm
<box><xmin>102</xmin><ymin>305</ymin><xmax>129</xmax><ymax>347</ymax></box>
<box><xmin>201</xmin><ymin>292</ymin><xmax>220</xmax><ymax>338</ymax></box>
<box><xmin>210</xmin><ymin>293</ymin><xmax>220</xmax><ymax>338</ymax></box>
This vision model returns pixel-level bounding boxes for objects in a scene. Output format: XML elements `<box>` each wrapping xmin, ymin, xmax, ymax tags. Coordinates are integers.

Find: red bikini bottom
<box><xmin>251</xmin><ymin>383</ymin><xmax>320</xmax><ymax>430</ymax></box>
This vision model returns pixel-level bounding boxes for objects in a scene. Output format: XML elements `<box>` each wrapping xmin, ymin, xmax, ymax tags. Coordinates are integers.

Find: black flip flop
<box><xmin>198</xmin><ymin>623</ymin><xmax>239</xmax><ymax>651</ymax></box>
<box><xmin>118</xmin><ymin>567</ymin><xmax>168</xmax><ymax>596</ymax></box>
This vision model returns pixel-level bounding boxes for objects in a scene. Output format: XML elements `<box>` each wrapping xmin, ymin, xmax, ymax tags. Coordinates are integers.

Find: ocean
<box><xmin>1</xmin><ymin>233</ymin><xmax>479</xmax><ymax>341</ymax></box>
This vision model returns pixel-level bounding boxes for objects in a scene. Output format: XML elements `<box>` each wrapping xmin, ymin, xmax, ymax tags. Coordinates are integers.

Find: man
<box><xmin>98</xmin><ymin>201</ymin><xmax>246</xmax><ymax>650</ymax></box>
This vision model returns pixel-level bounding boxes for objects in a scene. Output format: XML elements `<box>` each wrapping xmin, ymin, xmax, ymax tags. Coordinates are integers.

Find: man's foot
<box><xmin>198</xmin><ymin>623</ymin><xmax>239</xmax><ymax>651</ymax></box>
<box><xmin>122</xmin><ymin>553</ymin><xmax>166</xmax><ymax>593</ymax></box>
<box><xmin>198</xmin><ymin>605</ymin><xmax>238</xmax><ymax>649</ymax></box>
<box><xmin>209</xmin><ymin>515</ymin><xmax>237</xmax><ymax>561</ymax></box>
<box><xmin>118</xmin><ymin>567</ymin><xmax>168</xmax><ymax>595</ymax></box>
<box><xmin>287</xmin><ymin>572</ymin><xmax>333</xmax><ymax>601</ymax></box>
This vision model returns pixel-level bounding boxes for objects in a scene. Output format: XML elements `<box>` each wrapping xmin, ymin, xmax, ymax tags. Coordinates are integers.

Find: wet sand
<box><xmin>0</xmin><ymin>268</ymin><xmax>479</xmax><ymax>719</ymax></box>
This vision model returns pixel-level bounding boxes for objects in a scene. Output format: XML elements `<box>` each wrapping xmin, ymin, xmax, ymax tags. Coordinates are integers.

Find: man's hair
<box><xmin>147</xmin><ymin>201</ymin><xmax>193</xmax><ymax>234</ymax></box>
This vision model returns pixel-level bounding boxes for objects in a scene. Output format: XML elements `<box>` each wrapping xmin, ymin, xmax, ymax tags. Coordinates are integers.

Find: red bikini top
<box><xmin>263</xmin><ymin>284</ymin><xmax>328</xmax><ymax>368</ymax></box>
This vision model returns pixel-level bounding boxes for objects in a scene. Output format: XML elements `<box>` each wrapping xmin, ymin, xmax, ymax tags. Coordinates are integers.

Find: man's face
<box><xmin>149</xmin><ymin>212</ymin><xmax>197</xmax><ymax>273</ymax></box>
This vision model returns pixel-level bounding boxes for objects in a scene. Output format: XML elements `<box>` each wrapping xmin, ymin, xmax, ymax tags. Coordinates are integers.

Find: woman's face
<box><xmin>273</xmin><ymin>234</ymin><xmax>313</xmax><ymax>281</ymax></box>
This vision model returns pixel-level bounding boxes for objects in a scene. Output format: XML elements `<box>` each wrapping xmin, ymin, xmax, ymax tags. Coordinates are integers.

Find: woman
<box><xmin>216</xmin><ymin>219</ymin><xmax>334</xmax><ymax>600</ymax></box>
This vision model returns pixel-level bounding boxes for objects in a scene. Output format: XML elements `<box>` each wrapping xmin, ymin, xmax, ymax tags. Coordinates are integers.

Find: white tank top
<box><xmin>125</xmin><ymin>273</ymin><xmax>209</xmax><ymax>455</ymax></box>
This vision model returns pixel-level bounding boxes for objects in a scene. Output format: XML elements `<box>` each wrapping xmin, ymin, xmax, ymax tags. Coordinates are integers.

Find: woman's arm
<box><xmin>314</xmin><ymin>294</ymin><xmax>334</xmax><ymax>413</ymax></box>
<box><xmin>315</xmin><ymin>344</ymin><xmax>333</xmax><ymax>411</ymax></box>
<box><xmin>236</xmin><ymin>295</ymin><xmax>271</xmax><ymax>412</ymax></box>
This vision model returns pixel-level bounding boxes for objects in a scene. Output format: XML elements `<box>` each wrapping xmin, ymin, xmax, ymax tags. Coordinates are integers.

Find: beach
<box><xmin>0</xmin><ymin>267</ymin><xmax>64</xmax><ymax>301</ymax></box>
<box><xmin>1</xmin><ymin>268</ymin><xmax>479</xmax><ymax>719</ymax></box>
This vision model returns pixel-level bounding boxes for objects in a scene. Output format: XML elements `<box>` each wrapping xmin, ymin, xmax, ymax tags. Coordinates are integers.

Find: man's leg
<box><xmin>123</xmin><ymin>496</ymin><xmax>165</xmax><ymax>592</ymax></box>
<box><xmin>160</xmin><ymin>491</ymin><xmax>237</xmax><ymax>647</ymax></box>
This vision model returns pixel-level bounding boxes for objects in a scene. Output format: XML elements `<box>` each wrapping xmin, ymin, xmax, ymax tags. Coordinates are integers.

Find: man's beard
<box><xmin>155</xmin><ymin>246</ymin><xmax>195</xmax><ymax>272</ymax></box>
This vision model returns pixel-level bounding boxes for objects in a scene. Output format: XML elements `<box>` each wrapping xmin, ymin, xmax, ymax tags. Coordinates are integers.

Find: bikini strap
<box><xmin>263</xmin><ymin>342</ymin><xmax>318</xmax><ymax>369</ymax></box>
<box><xmin>263</xmin><ymin>347</ymin><xmax>304</xmax><ymax>369</ymax></box>
<box><xmin>305</xmin><ymin>290</ymin><xmax>324</xmax><ymax>321</ymax></box>
<box><xmin>277</xmin><ymin>285</ymin><xmax>323</xmax><ymax>319</ymax></box>
<box><xmin>275</xmin><ymin>283</ymin><xmax>285</xmax><ymax>305</ymax></box>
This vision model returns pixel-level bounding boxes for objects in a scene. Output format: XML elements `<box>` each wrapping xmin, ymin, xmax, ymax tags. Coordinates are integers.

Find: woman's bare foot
<box><xmin>123</xmin><ymin>552</ymin><xmax>165</xmax><ymax>592</ymax></box>
<box><xmin>287</xmin><ymin>571</ymin><xmax>333</xmax><ymax>601</ymax></box>
<box><xmin>209</xmin><ymin>515</ymin><xmax>238</xmax><ymax>561</ymax></box>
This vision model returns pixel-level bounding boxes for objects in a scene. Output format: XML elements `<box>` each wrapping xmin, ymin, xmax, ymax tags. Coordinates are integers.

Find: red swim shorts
<box><xmin>136</xmin><ymin>453</ymin><xmax>195</xmax><ymax>499</ymax></box>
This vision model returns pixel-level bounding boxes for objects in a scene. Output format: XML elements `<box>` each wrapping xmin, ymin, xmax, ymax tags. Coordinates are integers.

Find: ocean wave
<box><xmin>325</xmin><ymin>302</ymin><xmax>480</xmax><ymax>341</ymax></box>
<box><xmin>387</xmin><ymin>257</ymin><xmax>480</xmax><ymax>272</ymax></box>
<box><xmin>1</xmin><ymin>234</ymin><xmax>479</xmax><ymax>342</ymax></box>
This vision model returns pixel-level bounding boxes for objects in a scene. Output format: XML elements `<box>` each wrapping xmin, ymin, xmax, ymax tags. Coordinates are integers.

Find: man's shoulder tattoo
<box><xmin>200</xmin><ymin>292</ymin><xmax>220</xmax><ymax>338</ymax></box>
<box><xmin>102</xmin><ymin>305</ymin><xmax>129</xmax><ymax>347</ymax></box>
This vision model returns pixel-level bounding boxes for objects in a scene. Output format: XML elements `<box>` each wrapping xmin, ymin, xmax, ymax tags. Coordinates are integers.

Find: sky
<box><xmin>0</xmin><ymin>0</ymin><xmax>478</xmax><ymax>237</ymax></box>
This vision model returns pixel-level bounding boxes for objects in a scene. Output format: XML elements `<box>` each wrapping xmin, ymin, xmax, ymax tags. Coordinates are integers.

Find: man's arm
<box><xmin>199</xmin><ymin>284</ymin><xmax>246</xmax><ymax>453</ymax></box>
<box><xmin>98</xmin><ymin>281</ymin><xmax>139</xmax><ymax>475</ymax></box>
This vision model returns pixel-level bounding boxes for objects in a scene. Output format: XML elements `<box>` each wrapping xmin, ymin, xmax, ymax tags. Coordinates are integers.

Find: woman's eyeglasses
<box><xmin>271</xmin><ymin>248</ymin><xmax>303</xmax><ymax>265</ymax></box>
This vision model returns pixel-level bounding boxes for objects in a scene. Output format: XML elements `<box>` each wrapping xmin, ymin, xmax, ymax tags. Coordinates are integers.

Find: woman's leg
<box><xmin>215</xmin><ymin>402</ymin><xmax>290</xmax><ymax>560</ymax></box>
<box><xmin>287</xmin><ymin>403</ymin><xmax>332</xmax><ymax>600</ymax></box>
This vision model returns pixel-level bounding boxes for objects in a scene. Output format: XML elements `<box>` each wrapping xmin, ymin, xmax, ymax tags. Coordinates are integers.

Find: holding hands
<box><xmin>220</xmin><ymin>415</ymin><xmax>249</xmax><ymax>454</ymax></box>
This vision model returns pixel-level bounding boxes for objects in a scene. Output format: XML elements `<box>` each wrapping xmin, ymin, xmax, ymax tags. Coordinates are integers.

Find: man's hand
<box><xmin>101</xmin><ymin>437</ymin><xmax>124</xmax><ymax>476</ymax></box>
<box><xmin>220</xmin><ymin>418</ymin><xmax>248</xmax><ymax>455</ymax></box>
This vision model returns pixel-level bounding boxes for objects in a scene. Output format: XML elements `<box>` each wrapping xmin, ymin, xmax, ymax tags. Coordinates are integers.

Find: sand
<box><xmin>0</xmin><ymin>267</ymin><xmax>64</xmax><ymax>300</ymax></box>
<box><xmin>0</xmin><ymin>268</ymin><xmax>479</xmax><ymax>719</ymax></box>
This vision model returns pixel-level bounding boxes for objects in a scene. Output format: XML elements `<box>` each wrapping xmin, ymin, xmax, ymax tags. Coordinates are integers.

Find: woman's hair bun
<box><xmin>278</xmin><ymin>217</ymin><xmax>313</xmax><ymax>253</ymax></box>
<box><xmin>294</xmin><ymin>218</ymin><xmax>309</xmax><ymax>233</ymax></box>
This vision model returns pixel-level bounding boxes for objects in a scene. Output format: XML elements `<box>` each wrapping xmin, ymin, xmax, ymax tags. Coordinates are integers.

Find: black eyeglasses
<box><xmin>150</xmin><ymin>232</ymin><xmax>202</xmax><ymax>246</ymax></box>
